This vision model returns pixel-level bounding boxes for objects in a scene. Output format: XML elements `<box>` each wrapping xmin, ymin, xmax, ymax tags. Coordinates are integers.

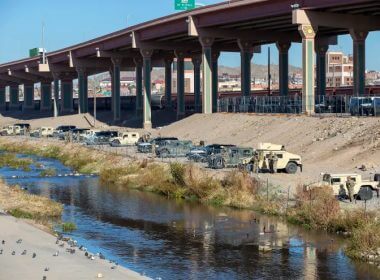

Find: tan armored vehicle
<box><xmin>249</xmin><ymin>143</ymin><xmax>302</xmax><ymax>174</ymax></box>
<box><xmin>30</xmin><ymin>127</ymin><xmax>55</xmax><ymax>137</ymax></box>
<box><xmin>110</xmin><ymin>132</ymin><xmax>140</xmax><ymax>147</ymax></box>
<box><xmin>0</xmin><ymin>125</ymin><xmax>22</xmax><ymax>136</ymax></box>
<box><xmin>321</xmin><ymin>173</ymin><xmax>379</xmax><ymax>199</ymax></box>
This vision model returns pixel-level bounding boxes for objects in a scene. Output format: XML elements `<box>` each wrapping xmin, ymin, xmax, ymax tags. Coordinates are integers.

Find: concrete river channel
<box><xmin>1</xmin><ymin>153</ymin><xmax>379</xmax><ymax>280</ymax></box>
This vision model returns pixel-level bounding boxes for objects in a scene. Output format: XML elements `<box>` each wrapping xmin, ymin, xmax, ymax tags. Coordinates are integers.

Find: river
<box><xmin>0</xmin><ymin>154</ymin><xmax>379</xmax><ymax>280</ymax></box>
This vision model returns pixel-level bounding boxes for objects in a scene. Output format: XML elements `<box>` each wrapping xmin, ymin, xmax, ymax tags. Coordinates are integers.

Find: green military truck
<box><xmin>208</xmin><ymin>147</ymin><xmax>254</xmax><ymax>169</ymax></box>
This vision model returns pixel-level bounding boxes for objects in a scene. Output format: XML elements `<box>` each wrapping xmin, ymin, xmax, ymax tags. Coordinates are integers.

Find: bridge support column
<box><xmin>0</xmin><ymin>85</ymin><xmax>6</xmax><ymax>110</ymax></box>
<box><xmin>212</xmin><ymin>51</ymin><xmax>220</xmax><ymax>112</ymax></box>
<box><xmin>61</xmin><ymin>79</ymin><xmax>73</xmax><ymax>113</ymax></box>
<box><xmin>299</xmin><ymin>25</ymin><xmax>316</xmax><ymax>115</ymax></box>
<box><xmin>9</xmin><ymin>84</ymin><xmax>19</xmax><ymax>110</ymax></box>
<box><xmin>276</xmin><ymin>42</ymin><xmax>291</xmax><ymax>96</ymax></box>
<box><xmin>350</xmin><ymin>30</ymin><xmax>368</xmax><ymax>96</ymax></box>
<box><xmin>134</xmin><ymin>58</ymin><xmax>143</xmax><ymax>116</ymax></box>
<box><xmin>141</xmin><ymin>49</ymin><xmax>153</xmax><ymax>129</ymax></box>
<box><xmin>40</xmin><ymin>82</ymin><xmax>52</xmax><ymax>111</ymax></box>
<box><xmin>192</xmin><ymin>55</ymin><xmax>201</xmax><ymax>113</ymax></box>
<box><xmin>109</xmin><ymin>68</ymin><xmax>114</xmax><ymax>113</ymax></box>
<box><xmin>23</xmin><ymin>83</ymin><xmax>34</xmax><ymax>111</ymax></box>
<box><xmin>315</xmin><ymin>44</ymin><xmax>328</xmax><ymax>97</ymax></box>
<box><xmin>77</xmin><ymin>68</ymin><xmax>88</xmax><ymax>114</ymax></box>
<box><xmin>53</xmin><ymin>79</ymin><xmax>59</xmax><ymax>117</ymax></box>
<box><xmin>164</xmin><ymin>58</ymin><xmax>173</xmax><ymax>110</ymax></box>
<box><xmin>200</xmin><ymin>37</ymin><xmax>214</xmax><ymax>114</ymax></box>
<box><xmin>111</xmin><ymin>58</ymin><xmax>121</xmax><ymax>122</ymax></box>
<box><xmin>175</xmin><ymin>50</ymin><xmax>185</xmax><ymax>117</ymax></box>
<box><xmin>238</xmin><ymin>40</ymin><xmax>253</xmax><ymax>97</ymax></box>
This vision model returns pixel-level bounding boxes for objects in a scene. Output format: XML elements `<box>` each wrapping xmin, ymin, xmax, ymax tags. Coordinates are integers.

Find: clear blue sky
<box><xmin>1</xmin><ymin>0</ymin><xmax>379</xmax><ymax>70</ymax></box>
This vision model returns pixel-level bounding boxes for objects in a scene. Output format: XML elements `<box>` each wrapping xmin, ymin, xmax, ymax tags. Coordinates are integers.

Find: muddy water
<box><xmin>1</xmin><ymin>154</ymin><xmax>379</xmax><ymax>280</ymax></box>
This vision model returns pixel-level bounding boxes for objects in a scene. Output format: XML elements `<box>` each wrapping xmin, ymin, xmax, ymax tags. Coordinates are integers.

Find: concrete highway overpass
<box><xmin>0</xmin><ymin>0</ymin><xmax>379</xmax><ymax>128</ymax></box>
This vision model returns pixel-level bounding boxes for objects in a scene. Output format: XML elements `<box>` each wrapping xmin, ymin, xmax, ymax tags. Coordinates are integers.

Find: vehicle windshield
<box><xmin>322</xmin><ymin>174</ymin><xmax>331</xmax><ymax>182</ymax></box>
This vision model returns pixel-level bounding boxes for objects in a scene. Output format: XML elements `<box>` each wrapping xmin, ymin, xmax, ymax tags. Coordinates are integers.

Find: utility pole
<box><xmin>41</xmin><ymin>21</ymin><xmax>46</xmax><ymax>64</ymax></box>
<box><xmin>268</xmin><ymin>47</ymin><xmax>271</xmax><ymax>95</ymax></box>
<box><xmin>93</xmin><ymin>84</ymin><xmax>97</xmax><ymax>128</ymax></box>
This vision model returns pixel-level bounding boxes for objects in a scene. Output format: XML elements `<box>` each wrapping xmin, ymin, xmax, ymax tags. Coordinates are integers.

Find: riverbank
<box><xmin>1</xmin><ymin>137</ymin><xmax>380</xmax><ymax>268</ymax></box>
<box><xmin>0</xmin><ymin>210</ymin><xmax>149</xmax><ymax>280</ymax></box>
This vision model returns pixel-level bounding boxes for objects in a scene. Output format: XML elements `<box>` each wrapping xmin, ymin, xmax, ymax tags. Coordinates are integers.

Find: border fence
<box><xmin>218</xmin><ymin>95</ymin><xmax>380</xmax><ymax>117</ymax></box>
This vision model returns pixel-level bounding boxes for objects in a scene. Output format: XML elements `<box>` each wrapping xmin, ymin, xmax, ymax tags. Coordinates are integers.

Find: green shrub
<box><xmin>9</xmin><ymin>208</ymin><xmax>33</xmax><ymax>219</ymax></box>
<box><xmin>40</xmin><ymin>168</ymin><xmax>57</xmax><ymax>177</ymax></box>
<box><xmin>62</xmin><ymin>222</ymin><xmax>77</xmax><ymax>232</ymax></box>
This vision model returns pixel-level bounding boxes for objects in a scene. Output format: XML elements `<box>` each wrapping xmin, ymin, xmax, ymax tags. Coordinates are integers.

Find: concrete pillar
<box><xmin>134</xmin><ymin>58</ymin><xmax>143</xmax><ymax>115</ymax></box>
<box><xmin>315</xmin><ymin>44</ymin><xmax>328</xmax><ymax>97</ymax></box>
<box><xmin>298</xmin><ymin>25</ymin><xmax>317</xmax><ymax>115</ymax></box>
<box><xmin>350</xmin><ymin>30</ymin><xmax>368</xmax><ymax>96</ymax></box>
<box><xmin>9</xmin><ymin>84</ymin><xmax>19</xmax><ymax>110</ymax></box>
<box><xmin>61</xmin><ymin>79</ymin><xmax>73</xmax><ymax>113</ymax></box>
<box><xmin>23</xmin><ymin>83</ymin><xmax>34</xmax><ymax>111</ymax></box>
<box><xmin>109</xmin><ymin>68</ymin><xmax>114</xmax><ymax>113</ymax></box>
<box><xmin>238</xmin><ymin>40</ymin><xmax>253</xmax><ymax>97</ymax></box>
<box><xmin>0</xmin><ymin>85</ymin><xmax>6</xmax><ymax>110</ymax></box>
<box><xmin>53</xmin><ymin>79</ymin><xmax>59</xmax><ymax>117</ymax></box>
<box><xmin>140</xmin><ymin>49</ymin><xmax>153</xmax><ymax>129</ymax></box>
<box><xmin>111</xmin><ymin>58</ymin><xmax>122</xmax><ymax>121</ymax></box>
<box><xmin>212</xmin><ymin>51</ymin><xmax>220</xmax><ymax>112</ymax></box>
<box><xmin>276</xmin><ymin>42</ymin><xmax>291</xmax><ymax>96</ymax></box>
<box><xmin>164</xmin><ymin>58</ymin><xmax>173</xmax><ymax>109</ymax></box>
<box><xmin>76</xmin><ymin>68</ymin><xmax>88</xmax><ymax>114</ymax></box>
<box><xmin>40</xmin><ymin>82</ymin><xmax>52</xmax><ymax>111</ymax></box>
<box><xmin>199</xmin><ymin>37</ymin><xmax>214</xmax><ymax>114</ymax></box>
<box><xmin>192</xmin><ymin>55</ymin><xmax>202</xmax><ymax>113</ymax></box>
<box><xmin>175</xmin><ymin>50</ymin><xmax>185</xmax><ymax>117</ymax></box>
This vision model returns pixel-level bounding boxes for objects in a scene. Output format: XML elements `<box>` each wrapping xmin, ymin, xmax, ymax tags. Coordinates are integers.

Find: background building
<box><xmin>326</xmin><ymin>51</ymin><xmax>353</xmax><ymax>87</ymax></box>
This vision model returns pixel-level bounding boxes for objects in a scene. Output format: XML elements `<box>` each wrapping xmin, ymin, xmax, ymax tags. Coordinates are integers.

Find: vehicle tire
<box><xmin>159</xmin><ymin>149</ymin><xmax>169</xmax><ymax>158</ymax></box>
<box><xmin>374</xmin><ymin>174</ymin><xmax>380</xmax><ymax>182</ymax></box>
<box><xmin>214</xmin><ymin>158</ymin><xmax>225</xmax><ymax>169</ymax></box>
<box><xmin>285</xmin><ymin>162</ymin><xmax>298</xmax><ymax>174</ymax></box>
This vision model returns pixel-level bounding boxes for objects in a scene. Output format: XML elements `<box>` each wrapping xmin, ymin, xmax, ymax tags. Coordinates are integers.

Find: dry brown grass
<box><xmin>0</xmin><ymin>180</ymin><xmax>63</xmax><ymax>221</ymax></box>
<box><xmin>287</xmin><ymin>185</ymin><xmax>341</xmax><ymax>230</ymax></box>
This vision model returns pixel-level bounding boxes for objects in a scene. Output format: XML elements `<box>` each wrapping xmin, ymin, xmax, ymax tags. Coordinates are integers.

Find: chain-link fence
<box><xmin>218</xmin><ymin>95</ymin><xmax>380</xmax><ymax>117</ymax></box>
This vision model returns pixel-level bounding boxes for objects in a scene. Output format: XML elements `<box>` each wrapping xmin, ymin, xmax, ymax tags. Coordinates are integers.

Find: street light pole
<box><xmin>93</xmin><ymin>84</ymin><xmax>97</xmax><ymax>128</ymax></box>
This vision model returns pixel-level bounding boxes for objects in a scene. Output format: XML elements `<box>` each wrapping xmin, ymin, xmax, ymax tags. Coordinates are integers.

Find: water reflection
<box><xmin>1</xmin><ymin>155</ymin><xmax>379</xmax><ymax>280</ymax></box>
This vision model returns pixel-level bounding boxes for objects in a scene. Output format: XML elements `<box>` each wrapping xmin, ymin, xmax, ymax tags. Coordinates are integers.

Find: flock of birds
<box><xmin>0</xmin><ymin>235</ymin><xmax>118</xmax><ymax>279</ymax></box>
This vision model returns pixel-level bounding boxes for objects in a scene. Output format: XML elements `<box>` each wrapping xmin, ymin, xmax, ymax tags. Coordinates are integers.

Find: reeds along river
<box><xmin>1</xmin><ymin>154</ymin><xmax>379</xmax><ymax>280</ymax></box>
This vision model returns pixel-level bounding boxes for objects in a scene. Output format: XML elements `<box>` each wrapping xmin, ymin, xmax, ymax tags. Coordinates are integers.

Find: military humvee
<box><xmin>208</xmin><ymin>147</ymin><xmax>254</xmax><ymax>169</ymax></box>
<box><xmin>246</xmin><ymin>143</ymin><xmax>302</xmax><ymax>174</ymax></box>
<box><xmin>156</xmin><ymin>140</ymin><xmax>193</xmax><ymax>158</ymax></box>
<box><xmin>320</xmin><ymin>173</ymin><xmax>379</xmax><ymax>199</ymax></box>
<box><xmin>0</xmin><ymin>125</ymin><xmax>23</xmax><ymax>136</ymax></box>
<box><xmin>30</xmin><ymin>127</ymin><xmax>55</xmax><ymax>138</ymax></box>
<box><xmin>109</xmin><ymin>132</ymin><xmax>140</xmax><ymax>147</ymax></box>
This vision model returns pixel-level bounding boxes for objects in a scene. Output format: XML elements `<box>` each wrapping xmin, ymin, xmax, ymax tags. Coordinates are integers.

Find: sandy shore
<box><xmin>0</xmin><ymin>211</ymin><xmax>149</xmax><ymax>280</ymax></box>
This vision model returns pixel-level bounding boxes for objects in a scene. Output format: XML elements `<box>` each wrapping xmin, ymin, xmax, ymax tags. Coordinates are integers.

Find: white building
<box><xmin>326</xmin><ymin>51</ymin><xmax>353</xmax><ymax>87</ymax></box>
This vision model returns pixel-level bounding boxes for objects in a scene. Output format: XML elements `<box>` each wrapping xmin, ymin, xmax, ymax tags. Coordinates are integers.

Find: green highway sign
<box><xmin>29</xmin><ymin>48</ymin><xmax>40</xmax><ymax>58</ymax></box>
<box><xmin>175</xmin><ymin>0</ymin><xmax>195</xmax><ymax>10</ymax></box>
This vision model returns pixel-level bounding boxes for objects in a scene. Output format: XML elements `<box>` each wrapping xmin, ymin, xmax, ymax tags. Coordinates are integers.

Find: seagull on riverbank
<box><xmin>44</xmin><ymin>267</ymin><xmax>49</xmax><ymax>272</ymax></box>
<box><xmin>16</xmin><ymin>239</ymin><xmax>22</xmax><ymax>244</ymax></box>
<box><xmin>21</xmin><ymin>250</ymin><xmax>27</xmax><ymax>255</ymax></box>
<box><xmin>0</xmin><ymin>249</ymin><xmax>3</xmax><ymax>254</ymax></box>
<box><xmin>32</xmin><ymin>252</ymin><xmax>36</xmax><ymax>258</ymax></box>
<box><xmin>53</xmin><ymin>251</ymin><xmax>59</xmax><ymax>257</ymax></box>
<box><xmin>1</xmin><ymin>240</ymin><xmax>5</xmax><ymax>245</ymax></box>
<box><xmin>12</xmin><ymin>251</ymin><xmax>15</xmax><ymax>255</ymax></box>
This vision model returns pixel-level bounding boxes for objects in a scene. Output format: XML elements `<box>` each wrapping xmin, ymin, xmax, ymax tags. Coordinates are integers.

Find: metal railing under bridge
<box><xmin>217</xmin><ymin>95</ymin><xmax>380</xmax><ymax>117</ymax></box>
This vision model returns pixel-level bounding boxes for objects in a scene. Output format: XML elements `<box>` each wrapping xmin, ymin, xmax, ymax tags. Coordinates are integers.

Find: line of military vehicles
<box><xmin>1</xmin><ymin>123</ymin><xmax>379</xmax><ymax>201</ymax></box>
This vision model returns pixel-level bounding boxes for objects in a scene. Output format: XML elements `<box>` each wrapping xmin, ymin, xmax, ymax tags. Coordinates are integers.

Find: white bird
<box><xmin>53</xmin><ymin>251</ymin><xmax>59</xmax><ymax>257</ymax></box>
